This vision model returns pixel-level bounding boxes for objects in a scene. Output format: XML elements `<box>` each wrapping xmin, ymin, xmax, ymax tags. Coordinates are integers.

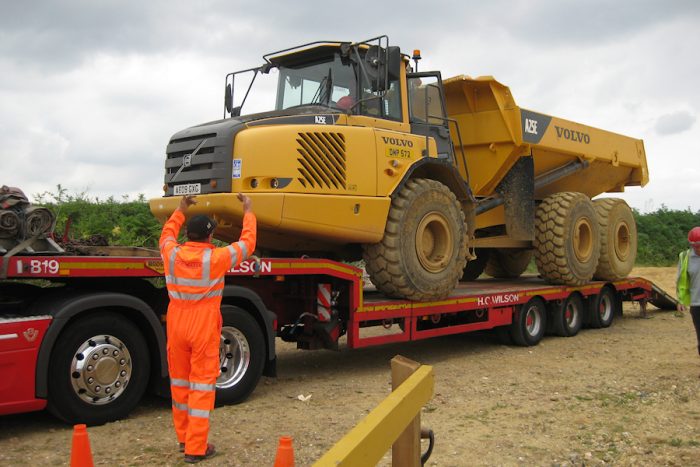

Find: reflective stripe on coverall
<box><xmin>160</xmin><ymin>209</ymin><xmax>256</xmax><ymax>456</ymax></box>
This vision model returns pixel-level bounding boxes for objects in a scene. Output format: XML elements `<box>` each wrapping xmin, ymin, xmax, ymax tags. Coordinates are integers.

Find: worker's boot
<box><xmin>184</xmin><ymin>443</ymin><xmax>216</xmax><ymax>463</ymax></box>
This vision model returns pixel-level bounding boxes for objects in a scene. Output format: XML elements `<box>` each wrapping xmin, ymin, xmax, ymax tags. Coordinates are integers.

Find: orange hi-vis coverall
<box><xmin>159</xmin><ymin>209</ymin><xmax>256</xmax><ymax>456</ymax></box>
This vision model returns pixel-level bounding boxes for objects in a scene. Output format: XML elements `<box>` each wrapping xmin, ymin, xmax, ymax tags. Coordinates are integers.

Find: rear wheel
<box><xmin>363</xmin><ymin>178</ymin><xmax>468</xmax><ymax>301</ymax></box>
<box><xmin>588</xmin><ymin>287</ymin><xmax>617</xmax><ymax>329</ymax></box>
<box><xmin>510</xmin><ymin>297</ymin><xmax>546</xmax><ymax>346</ymax></box>
<box><xmin>593</xmin><ymin>198</ymin><xmax>637</xmax><ymax>281</ymax></box>
<box><xmin>551</xmin><ymin>293</ymin><xmax>584</xmax><ymax>337</ymax></box>
<box><xmin>484</xmin><ymin>248</ymin><xmax>533</xmax><ymax>279</ymax></box>
<box><xmin>534</xmin><ymin>192</ymin><xmax>600</xmax><ymax>285</ymax></box>
<box><xmin>216</xmin><ymin>305</ymin><xmax>265</xmax><ymax>405</ymax></box>
<box><xmin>47</xmin><ymin>312</ymin><xmax>150</xmax><ymax>425</ymax></box>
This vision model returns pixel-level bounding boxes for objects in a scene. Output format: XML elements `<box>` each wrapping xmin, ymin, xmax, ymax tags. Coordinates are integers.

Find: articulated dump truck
<box><xmin>150</xmin><ymin>35</ymin><xmax>648</xmax><ymax>301</ymax></box>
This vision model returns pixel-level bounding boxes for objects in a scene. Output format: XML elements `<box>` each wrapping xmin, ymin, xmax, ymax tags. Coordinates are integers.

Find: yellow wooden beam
<box><xmin>313</xmin><ymin>365</ymin><xmax>434</xmax><ymax>467</ymax></box>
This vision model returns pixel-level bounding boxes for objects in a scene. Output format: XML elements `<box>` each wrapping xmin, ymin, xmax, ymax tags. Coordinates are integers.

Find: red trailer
<box><xmin>0</xmin><ymin>254</ymin><xmax>676</xmax><ymax>425</ymax></box>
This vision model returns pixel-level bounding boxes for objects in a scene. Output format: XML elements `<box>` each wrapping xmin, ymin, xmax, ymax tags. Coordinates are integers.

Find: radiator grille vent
<box><xmin>296</xmin><ymin>132</ymin><xmax>346</xmax><ymax>189</ymax></box>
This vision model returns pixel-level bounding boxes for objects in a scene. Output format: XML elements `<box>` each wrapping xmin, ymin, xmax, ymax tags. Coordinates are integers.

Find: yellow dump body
<box><xmin>443</xmin><ymin>75</ymin><xmax>648</xmax><ymax>202</ymax></box>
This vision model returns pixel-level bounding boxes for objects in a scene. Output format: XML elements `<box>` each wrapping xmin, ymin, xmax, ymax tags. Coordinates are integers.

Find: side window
<box><xmin>359</xmin><ymin>79</ymin><xmax>402</xmax><ymax>121</ymax></box>
<box><xmin>382</xmin><ymin>80</ymin><xmax>402</xmax><ymax>120</ymax></box>
<box><xmin>408</xmin><ymin>75</ymin><xmax>446</xmax><ymax>125</ymax></box>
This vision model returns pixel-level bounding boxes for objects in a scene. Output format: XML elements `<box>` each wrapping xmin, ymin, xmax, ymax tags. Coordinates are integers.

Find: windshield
<box><xmin>226</xmin><ymin>49</ymin><xmax>402</xmax><ymax>120</ymax></box>
<box><xmin>277</xmin><ymin>53</ymin><xmax>356</xmax><ymax>109</ymax></box>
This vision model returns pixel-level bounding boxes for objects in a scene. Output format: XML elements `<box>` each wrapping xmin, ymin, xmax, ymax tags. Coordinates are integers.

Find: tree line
<box><xmin>32</xmin><ymin>187</ymin><xmax>700</xmax><ymax>266</ymax></box>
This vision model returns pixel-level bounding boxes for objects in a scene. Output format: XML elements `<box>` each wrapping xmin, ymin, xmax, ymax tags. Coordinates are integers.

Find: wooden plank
<box><xmin>313</xmin><ymin>363</ymin><xmax>433</xmax><ymax>467</ymax></box>
<box><xmin>392</xmin><ymin>356</ymin><xmax>421</xmax><ymax>467</ymax></box>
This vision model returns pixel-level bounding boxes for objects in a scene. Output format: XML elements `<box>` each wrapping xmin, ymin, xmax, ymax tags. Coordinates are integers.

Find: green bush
<box><xmin>33</xmin><ymin>185</ymin><xmax>162</xmax><ymax>248</ymax></box>
<box><xmin>634</xmin><ymin>206</ymin><xmax>700</xmax><ymax>266</ymax></box>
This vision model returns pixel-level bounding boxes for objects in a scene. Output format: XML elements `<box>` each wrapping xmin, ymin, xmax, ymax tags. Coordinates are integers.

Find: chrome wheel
<box><xmin>218</xmin><ymin>326</ymin><xmax>251</xmax><ymax>389</ymax></box>
<box><xmin>70</xmin><ymin>335</ymin><xmax>131</xmax><ymax>405</ymax></box>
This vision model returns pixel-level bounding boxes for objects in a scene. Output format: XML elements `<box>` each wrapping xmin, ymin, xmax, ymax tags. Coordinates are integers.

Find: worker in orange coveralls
<box><xmin>160</xmin><ymin>193</ymin><xmax>256</xmax><ymax>463</ymax></box>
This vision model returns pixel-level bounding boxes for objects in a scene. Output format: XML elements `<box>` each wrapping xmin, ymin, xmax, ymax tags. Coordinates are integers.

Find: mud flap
<box><xmin>496</xmin><ymin>157</ymin><xmax>534</xmax><ymax>241</ymax></box>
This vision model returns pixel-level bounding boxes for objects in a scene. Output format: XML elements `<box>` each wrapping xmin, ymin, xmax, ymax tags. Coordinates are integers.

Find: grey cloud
<box><xmin>655</xmin><ymin>110</ymin><xmax>696</xmax><ymax>135</ymax></box>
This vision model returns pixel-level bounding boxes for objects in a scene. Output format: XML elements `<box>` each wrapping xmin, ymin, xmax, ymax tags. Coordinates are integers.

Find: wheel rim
<box><xmin>218</xmin><ymin>327</ymin><xmax>251</xmax><ymax>389</ymax></box>
<box><xmin>614</xmin><ymin>221</ymin><xmax>631</xmax><ymax>261</ymax></box>
<box><xmin>573</xmin><ymin>217</ymin><xmax>594</xmax><ymax>262</ymax></box>
<box><xmin>525</xmin><ymin>305</ymin><xmax>542</xmax><ymax>336</ymax></box>
<box><xmin>415</xmin><ymin>212</ymin><xmax>454</xmax><ymax>273</ymax></box>
<box><xmin>565</xmin><ymin>302</ymin><xmax>580</xmax><ymax>328</ymax></box>
<box><xmin>70</xmin><ymin>335</ymin><xmax>132</xmax><ymax>405</ymax></box>
<box><xmin>599</xmin><ymin>293</ymin><xmax>613</xmax><ymax>322</ymax></box>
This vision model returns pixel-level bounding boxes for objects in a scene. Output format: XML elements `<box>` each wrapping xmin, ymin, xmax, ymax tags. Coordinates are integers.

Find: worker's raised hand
<box><xmin>237</xmin><ymin>193</ymin><xmax>252</xmax><ymax>213</ymax></box>
<box><xmin>179</xmin><ymin>195</ymin><xmax>197</xmax><ymax>212</ymax></box>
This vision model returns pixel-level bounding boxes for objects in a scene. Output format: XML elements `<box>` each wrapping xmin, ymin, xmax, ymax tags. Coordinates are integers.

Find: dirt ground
<box><xmin>1</xmin><ymin>267</ymin><xmax>699</xmax><ymax>466</ymax></box>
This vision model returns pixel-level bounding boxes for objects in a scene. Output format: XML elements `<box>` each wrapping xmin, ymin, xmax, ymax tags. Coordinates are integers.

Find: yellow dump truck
<box><xmin>150</xmin><ymin>36</ymin><xmax>648</xmax><ymax>301</ymax></box>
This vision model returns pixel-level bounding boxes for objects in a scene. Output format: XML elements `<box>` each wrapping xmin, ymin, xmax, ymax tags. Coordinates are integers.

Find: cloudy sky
<box><xmin>2</xmin><ymin>0</ymin><xmax>698</xmax><ymax>212</ymax></box>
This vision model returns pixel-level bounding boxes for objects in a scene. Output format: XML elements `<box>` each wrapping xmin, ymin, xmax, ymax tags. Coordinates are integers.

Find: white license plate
<box><xmin>174</xmin><ymin>183</ymin><xmax>201</xmax><ymax>195</ymax></box>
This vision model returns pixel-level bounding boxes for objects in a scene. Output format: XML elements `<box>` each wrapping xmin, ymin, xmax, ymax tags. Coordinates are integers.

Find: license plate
<box><xmin>174</xmin><ymin>183</ymin><xmax>201</xmax><ymax>195</ymax></box>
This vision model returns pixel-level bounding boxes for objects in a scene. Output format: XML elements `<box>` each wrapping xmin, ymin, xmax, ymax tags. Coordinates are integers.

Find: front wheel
<box><xmin>216</xmin><ymin>305</ymin><xmax>265</xmax><ymax>406</ymax></box>
<box><xmin>47</xmin><ymin>312</ymin><xmax>150</xmax><ymax>425</ymax></box>
<box><xmin>363</xmin><ymin>178</ymin><xmax>468</xmax><ymax>301</ymax></box>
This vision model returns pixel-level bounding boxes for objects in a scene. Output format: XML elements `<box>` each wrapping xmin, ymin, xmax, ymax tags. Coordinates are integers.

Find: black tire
<box><xmin>510</xmin><ymin>297</ymin><xmax>547</xmax><ymax>346</ymax></box>
<box><xmin>534</xmin><ymin>192</ymin><xmax>600</xmax><ymax>286</ymax></box>
<box><xmin>588</xmin><ymin>287</ymin><xmax>617</xmax><ymax>329</ymax></box>
<box><xmin>363</xmin><ymin>178</ymin><xmax>468</xmax><ymax>301</ymax></box>
<box><xmin>47</xmin><ymin>312</ymin><xmax>150</xmax><ymax>425</ymax></box>
<box><xmin>216</xmin><ymin>305</ymin><xmax>265</xmax><ymax>406</ymax></box>
<box><xmin>593</xmin><ymin>198</ymin><xmax>637</xmax><ymax>281</ymax></box>
<box><xmin>551</xmin><ymin>293</ymin><xmax>584</xmax><ymax>337</ymax></box>
<box><xmin>484</xmin><ymin>249</ymin><xmax>533</xmax><ymax>279</ymax></box>
<box><xmin>461</xmin><ymin>248</ymin><xmax>490</xmax><ymax>281</ymax></box>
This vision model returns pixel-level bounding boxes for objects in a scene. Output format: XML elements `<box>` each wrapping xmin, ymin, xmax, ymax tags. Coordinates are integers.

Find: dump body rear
<box><xmin>443</xmin><ymin>75</ymin><xmax>648</xmax><ymax>203</ymax></box>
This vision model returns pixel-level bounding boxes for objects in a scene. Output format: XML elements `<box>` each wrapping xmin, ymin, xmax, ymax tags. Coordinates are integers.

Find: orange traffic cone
<box><xmin>70</xmin><ymin>424</ymin><xmax>95</xmax><ymax>467</ymax></box>
<box><xmin>273</xmin><ymin>436</ymin><xmax>295</xmax><ymax>467</ymax></box>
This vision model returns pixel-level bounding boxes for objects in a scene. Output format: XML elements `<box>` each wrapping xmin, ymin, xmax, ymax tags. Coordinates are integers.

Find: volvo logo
<box><xmin>555</xmin><ymin>126</ymin><xmax>591</xmax><ymax>144</ymax></box>
<box><xmin>381</xmin><ymin>136</ymin><xmax>414</xmax><ymax>147</ymax></box>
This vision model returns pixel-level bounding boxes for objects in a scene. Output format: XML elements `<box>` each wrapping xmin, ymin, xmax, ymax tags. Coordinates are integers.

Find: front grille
<box><xmin>163</xmin><ymin>119</ymin><xmax>242</xmax><ymax>196</ymax></box>
<box><xmin>296</xmin><ymin>132</ymin><xmax>346</xmax><ymax>189</ymax></box>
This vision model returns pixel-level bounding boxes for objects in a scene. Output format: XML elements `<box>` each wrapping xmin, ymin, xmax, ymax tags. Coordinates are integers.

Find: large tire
<box><xmin>510</xmin><ymin>297</ymin><xmax>547</xmax><ymax>346</ymax></box>
<box><xmin>461</xmin><ymin>248</ymin><xmax>490</xmax><ymax>281</ymax></box>
<box><xmin>363</xmin><ymin>178</ymin><xmax>468</xmax><ymax>301</ymax></box>
<box><xmin>216</xmin><ymin>305</ymin><xmax>265</xmax><ymax>405</ymax></box>
<box><xmin>534</xmin><ymin>192</ymin><xmax>600</xmax><ymax>285</ymax></box>
<box><xmin>47</xmin><ymin>312</ymin><xmax>150</xmax><ymax>425</ymax></box>
<box><xmin>484</xmin><ymin>248</ymin><xmax>533</xmax><ymax>279</ymax></box>
<box><xmin>550</xmin><ymin>293</ymin><xmax>584</xmax><ymax>337</ymax></box>
<box><xmin>593</xmin><ymin>198</ymin><xmax>637</xmax><ymax>281</ymax></box>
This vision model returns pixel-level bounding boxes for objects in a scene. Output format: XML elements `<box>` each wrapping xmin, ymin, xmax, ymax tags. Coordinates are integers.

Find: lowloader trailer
<box><xmin>0</xmin><ymin>254</ymin><xmax>675</xmax><ymax>425</ymax></box>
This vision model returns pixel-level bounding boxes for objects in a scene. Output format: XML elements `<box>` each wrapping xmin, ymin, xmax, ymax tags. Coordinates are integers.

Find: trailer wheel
<box><xmin>534</xmin><ymin>192</ymin><xmax>600</xmax><ymax>286</ymax></box>
<box><xmin>510</xmin><ymin>297</ymin><xmax>546</xmax><ymax>346</ymax></box>
<box><xmin>461</xmin><ymin>248</ymin><xmax>490</xmax><ymax>281</ymax></box>
<box><xmin>588</xmin><ymin>287</ymin><xmax>617</xmax><ymax>329</ymax></box>
<box><xmin>216</xmin><ymin>305</ymin><xmax>265</xmax><ymax>406</ymax></box>
<box><xmin>484</xmin><ymin>248</ymin><xmax>533</xmax><ymax>279</ymax></box>
<box><xmin>593</xmin><ymin>198</ymin><xmax>637</xmax><ymax>281</ymax></box>
<box><xmin>363</xmin><ymin>178</ymin><xmax>467</xmax><ymax>301</ymax></box>
<box><xmin>551</xmin><ymin>293</ymin><xmax>584</xmax><ymax>337</ymax></box>
<box><xmin>47</xmin><ymin>312</ymin><xmax>150</xmax><ymax>425</ymax></box>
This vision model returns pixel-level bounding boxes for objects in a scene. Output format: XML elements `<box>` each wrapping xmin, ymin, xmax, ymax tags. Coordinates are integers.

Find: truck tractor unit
<box><xmin>150</xmin><ymin>35</ymin><xmax>648</xmax><ymax>301</ymax></box>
